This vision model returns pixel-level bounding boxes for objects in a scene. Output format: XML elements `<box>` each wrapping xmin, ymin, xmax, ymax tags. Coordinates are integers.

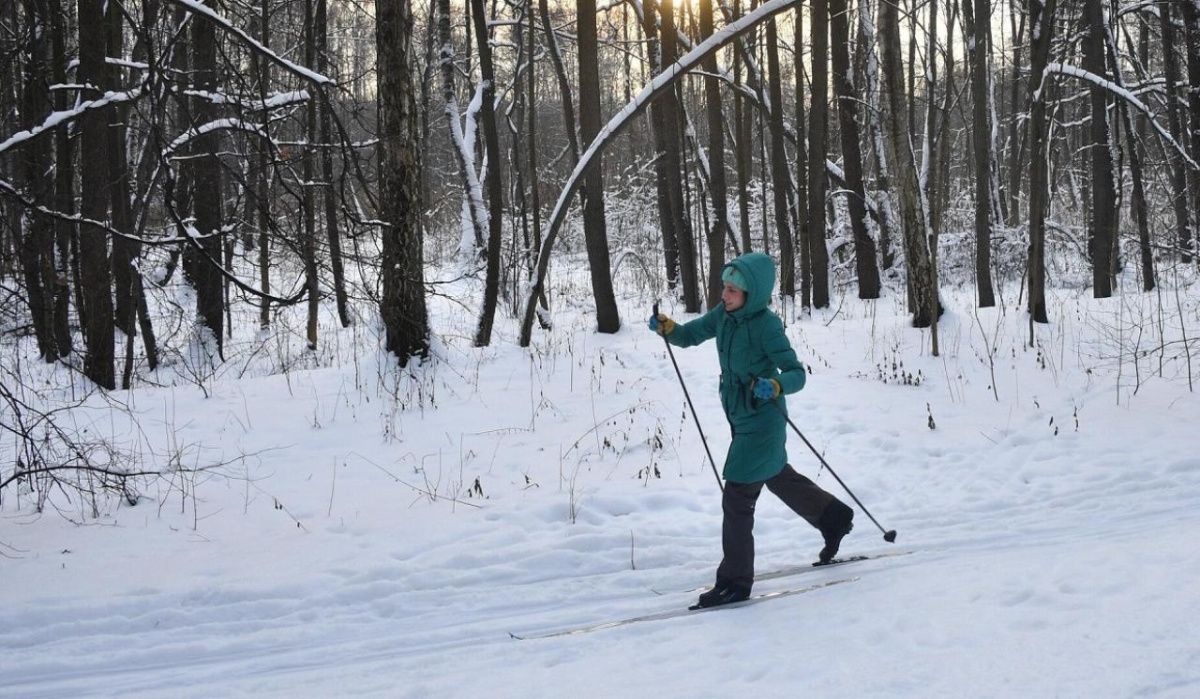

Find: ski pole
<box><xmin>654</xmin><ymin>302</ymin><xmax>724</xmax><ymax>493</ymax></box>
<box><xmin>773</xmin><ymin>403</ymin><xmax>897</xmax><ymax>542</ymax></box>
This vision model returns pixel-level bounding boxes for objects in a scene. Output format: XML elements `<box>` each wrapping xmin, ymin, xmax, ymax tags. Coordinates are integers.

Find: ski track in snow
<box><xmin>3</xmin><ymin>288</ymin><xmax>1200</xmax><ymax>697</ymax></box>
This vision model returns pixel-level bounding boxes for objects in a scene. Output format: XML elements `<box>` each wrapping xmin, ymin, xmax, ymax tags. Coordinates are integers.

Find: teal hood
<box><xmin>723</xmin><ymin>252</ymin><xmax>775</xmax><ymax>318</ymax></box>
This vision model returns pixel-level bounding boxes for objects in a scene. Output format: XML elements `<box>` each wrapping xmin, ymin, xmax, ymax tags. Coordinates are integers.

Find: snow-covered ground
<box><xmin>3</xmin><ymin>270</ymin><xmax>1199</xmax><ymax>698</ymax></box>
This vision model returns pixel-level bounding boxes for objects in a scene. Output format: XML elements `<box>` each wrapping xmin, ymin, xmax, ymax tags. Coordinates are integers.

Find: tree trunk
<box><xmin>1104</xmin><ymin>9</ymin><xmax>1153</xmax><ymax>292</ymax></box>
<box><xmin>1084</xmin><ymin>0</ymin><xmax>1115</xmax><ymax>297</ymax></box>
<box><xmin>965</xmin><ymin>0</ymin><xmax>996</xmax><ymax>307</ymax></box>
<box><xmin>765</xmin><ymin>18</ymin><xmax>795</xmax><ymax>299</ymax></box>
<box><xmin>1159</xmin><ymin>0</ymin><xmax>1193</xmax><ymax>262</ymax></box>
<box><xmin>317</xmin><ymin>0</ymin><xmax>350</xmax><ymax>327</ymax></box>
<box><xmin>255</xmin><ymin>0</ymin><xmax>271</xmax><ymax>328</ymax></box>
<box><xmin>471</xmin><ymin>0</ymin><xmax>510</xmax><ymax>344</ymax></box>
<box><xmin>539</xmin><ymin>0</ymin><xmax>581</xmax><ymax>165</ymax></box>
<box><xmin>18</xmin><ymin>0</ymin><xmax>58</xmax><ymax>361</ymax></box>
<box><xmin>1026</xmin><ymin>0</ymin><xmax>1056</xmax><ymax>325</ymax></box>
<box><xmin>831</xmin><ymin>0</ymin><xmax>880</xmax><ymax>299</ymax></box>
<box><xmin>303</xmin><ymin>0</ymin><xmax>320</xmax><ymax>349</ymax></box>
<box><xmin>1006</xmin><ymin>5</ymin><xmax>1026</xmax><ymax>226</ymax></box>
<box><xmin>642</xmin><ymin>0</ymin><xmax>682</xmax><ymax>288</ymax></box>
<box><xmin>192</xmin><ymin>0</ymin><xmax>225</xmax><ymax>355</ymax></box>
<box><xmin>106</xmin><ymin>0</ymin><xmax>156</xmax><ymax>377</ymax></box>
<box><xmin>377</xmin><ymin>0</ymin><xmax>430</xmax><ymax>364</ymax></box>
<box><xmin>793</xmin><ymin>0</ymin><xmax>809</xmax><ymax>304</ymax></box>
<box><xmin>77</xmin><ymin>0</ymin><xmax>115</xmax><ymax>387</ymax></box>
<box><xmin>48</xmin><ymin>0</ymin><xmax>72</xmax><ymax>355</ymax></box>
<box><xmin>438</xmin><ymin>0</ymin><xmax>487</xmax><ymax>251</ymax></box>
<box><xmin>700</xmin><ymin>0</ymin><xmax>731</xmax><ymax>308</ymax></box>
<box><xmin>879</xmin><ymin>0</ymin><xmax>937</xmax><ymax>328</ymax></box>
<box><xmin>661</xmin><ymin>0</ymin><xmax>700</xmax><ymax>311</ymax></box>
<box><xmin>858</xmin><ymin>0</ymin><xmax>897</xmax><ymax>270</ymax></box>
<box><xmin>808</xmin><ymin>0</ymin><xmax>831</xmax><ymax>307</ymax></box>
<box><xmin>526</xmin><ymin>0</ymin><xmax>544</xmax><ymax>296</ymax></box>
<box><xmin>1178</xmin><ymin>0</ymin><xmax>1200</xmax><ymax>256</ymax></box>
<box><xmin>735</xmin><ymin>0</ymin><xmax>754</xmax><ymax>254</ymax></box>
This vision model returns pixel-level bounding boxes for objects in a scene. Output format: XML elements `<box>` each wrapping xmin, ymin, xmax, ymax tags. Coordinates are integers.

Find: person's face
<box><xmin>722</xmin><ymin>282</ymin><xmax>746</xmax><ymax>312</ymax></box>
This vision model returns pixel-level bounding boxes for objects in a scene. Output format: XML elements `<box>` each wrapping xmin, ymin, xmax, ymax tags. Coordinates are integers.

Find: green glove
<box><xmin>648</xmin><ymin>313</ymin><xmax>676</xmax><ymax>336</ymax></box>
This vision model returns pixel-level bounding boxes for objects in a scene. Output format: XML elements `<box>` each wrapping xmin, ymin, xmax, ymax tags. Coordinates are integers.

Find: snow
<box><xmin>165</xmin><ymin>118</ymin><xmax>269</xmax><ymax>155</ymax></box>
<box><xmin>1046</xmin><ymin>62</ymin><xmax>1200</xmax><ymax>171</ymax></box>
<box><xmin>0</xmin><ymin>88</ymin><xmax>143</xmax><ymax>157</ymax></box>
<box><xmin>3</xmin><ymin>265</ymin><xmax>1200</xmax><ymax>696</ymax></box>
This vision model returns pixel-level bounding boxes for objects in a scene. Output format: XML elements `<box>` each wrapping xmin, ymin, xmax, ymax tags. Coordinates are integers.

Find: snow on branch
<box><xmin>0</xmin><ymin>177</ymin><xmax>206</xmax><ymax>246</ymax></box>
<box><xmin>163</xmin><ymin>0</ymin><xmax>333</xmax><ymax>86</ymax></box>
<box><xmin>165</xmin><ymin>118</ymin><xmax>270</xmax><ymax>157</ymax></box>
<box><xmin>0</xmin><ymin>88</ymin><xmax>143</xmax><ymax>157</ymax></box>
<box><xmin>182</xmin><ymin>89</ymin><xmax>310</xmax><ymax>111</ymax></box>
<box><xmin>1046</xmin><ymin>62</ymin><xmax>1200</xmax><ymax>171</ymax></box>
<box><xmin>521</xmin><ymin>0</ymin><xmax>800</xmax><ymax>345</ymax></box>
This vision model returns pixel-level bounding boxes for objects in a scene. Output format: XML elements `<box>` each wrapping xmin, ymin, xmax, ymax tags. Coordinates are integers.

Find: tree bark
<box><xmin>765</xmin><ymin>18</ymin><xmax>795</xmax><ymax>299</ymax></box>
<box><xmin>1104</xmin><ymin>9</ymin><xmax>1153</xmax><ymax>292</ymax></box>
<box><xmin>18</xmin><ymin>0</ymin><xmax>58</xmax><ymax>361</ymax></box>
<box><xmin>192</xmin><ymin>0</ymin><xmax>226</xmax><ymax>355</ymax></box>
<box><xmin>1083</xmin><ymin>0</ymin><xmax>1115</xmax><ymax>297</ymax></box>
<box><xmin>879</xmin><ymin>0</ymin><xmax>937</xmax><ymax>328</ymax></box>
<box><xmin>642</xmin><ymin>0</ymin><xmax>682</xmax><ymax>288</ymax></box>
<box><xmin>1159</xmin><ymin>0</ymin><xmax>1193</xmax><ymax>262</ymax></box>
<box><xmin>793</xmin><ymin>0</ymin><xmax>809</xmax><ymax>304</ymax></box>
<box><xmin>1178</xmin><ymin>0</ymin><xmax>1200</xmax><ymax>256</ymax></box>
<box><xmin>831</xmin><ymin>0</ymin><xmax>880</xmax><ymax>299</ymax></box>
<box><xmin>807</xmin><ymin>0</ymin><xmax>831</xmax><ymax>307</ymax></box>
<box><xmin>539</xmin><ymin>0</ymin><xmax>581</xmax><ymax>165</ymax></box>
<box><xmin>471</xmin><ymin>0</ymin><xmax>510</xmax><ymax>344</ymax></box>
<box><xmin>965</xmin><ymin>0</ymin><xmax>996</xmax><ymax>307</ymax></box>
<box><xmin>1025</xmin><ymin>0</ymin><xmax>1056</xmax><ymax>325</ymax></box>
<box><xmin>48</xmin><ymin>0</ymin><xmax>72</xmax><ymax>355</ymax></box>
<box><xmin>700</xmin><ymin>0</ymin><xmax>731</xmax><ymax>308</ymax></box>
<box><xmin>377</xmin><ymin>0</ymin><xmax>430</xmax><ymax>364</ymax></box>
<box><xmin>317</xmin><ymin>0</ymin><xmax>350</xmax><ymax>327</ymax></box>
<box><xmin>661</xmin><ymin>0</ymin><xmax>700</xmax><ymax>311</ymax></box>
<box><xmin>77</xmin><ymin>0</ymin><xmax>116</xmax><ymax>387</ymax></box>
<box><xmin>735</xmin><ymin>0</ymin><xmax>754</xmax><ymax>254</ymax></box>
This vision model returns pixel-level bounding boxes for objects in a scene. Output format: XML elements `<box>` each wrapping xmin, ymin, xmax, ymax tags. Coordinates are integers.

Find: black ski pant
<box><xmin>715</xmin><ymin>464</ymin><xmax>840</xmax><ymax>592</ymax></box>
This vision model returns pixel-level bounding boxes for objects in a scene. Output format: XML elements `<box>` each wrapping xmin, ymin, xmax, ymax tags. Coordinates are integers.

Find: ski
<box><xmin>510</xmin><ymin>577</ymin><xmax>857</xmax><ymax>641</ymax></box>
<box><xmin>673</xmin><ymin>549</ymin><xmax>913</xmax><ymax>594</ymax></box>
<box><xmin>758</xmin><ymin>549</ymin><xmax>915</xmax><ymax>582</ymax></box>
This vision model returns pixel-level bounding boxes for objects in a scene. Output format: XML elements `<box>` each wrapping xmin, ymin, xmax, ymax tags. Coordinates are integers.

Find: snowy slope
<box><xmin>3</xmin><ymin>279</ymin><xmax>1199</xmax><ymax>698</ymax></box>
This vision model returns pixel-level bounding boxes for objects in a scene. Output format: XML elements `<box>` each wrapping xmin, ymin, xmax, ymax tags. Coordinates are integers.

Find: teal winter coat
<box><xmin>665</xmin><ymin>252</ymin><xmax>806</xmax><ymax>483</ymax></box>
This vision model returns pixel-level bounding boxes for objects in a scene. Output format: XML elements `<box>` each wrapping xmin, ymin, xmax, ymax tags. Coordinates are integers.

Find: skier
<box><xmin>649</xmin><ymin>251</ymin><xmax>855</xmax><ymax>608</ymax></box>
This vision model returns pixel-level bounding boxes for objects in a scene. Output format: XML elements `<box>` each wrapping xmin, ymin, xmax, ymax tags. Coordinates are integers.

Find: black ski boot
<box><xmin>816</xmin><ymin>500</ymin><xmax>854</xmax><ymax>564</ymax></box>
<box><xmin>692</xmin><ymin>584</ymin><xmax>751</xmax><ymax>609</ymax></box>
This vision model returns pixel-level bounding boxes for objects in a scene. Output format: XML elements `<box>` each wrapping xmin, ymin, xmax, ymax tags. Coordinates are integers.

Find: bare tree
<box><xmin>661</xmin><ymin>0</ymin><xmax>701</xmax><ymax>311</ymax></box>
<box><xmin>1159</xmin><ymin>0</ymin><xmax>1192</xmax><ymax>262</ymax></box>
<box><xmin>77</xmin><ymin>0</ymin><xmax>116</xmax><ymax>388</ymax></box>
<box><xmin>1025</xmin><ymin>0</ymin><xmax>1056</xmax><ymax>326</ymax></box>
<box><xmin>764</xmin><ymin>17</ymin><xmax>795</xmax><ymax>298</ymax></box>
<box><xmin>471</xmin><ymin>0</ymin><xmax>508</xmax><ymax>345</ymax></box>
<box><xmin>377</xmin><ymin>0</ymin><xmax>430</xmax><ymax>364</ymax></box>
<box><xmin>830</xmin><ymin>0</ymin><xmax>880</xmax><ymax>299</ymax></box>
<box><xmin>808</xmin><ymin>0</ymin><xmax>831</xmax><ymax>307</ymax></box>
<box><xmin>191</xmin><ymin>0</ymin><xmax>226</xmax><ymax>355</ymax></box>
<box><xmin>964</xmin><ymin>0</ymin><xmax>996</xmax><ymax>307</ymax></box>
<box><xmin>879</xmin><ymin>0</ymin><xmax>938</xmax><ymax>330</ymax></box>
<box><xmin>1083</xmin><ymin>0</ymin><xmax>1115</xmax><ymax>297</ymax></box>
<box><xmin>699</xmin><ymin>0</ymin><xmax>731</xmax><ymax>308</ymax></box>
<box><xmin>317</xmin><ymin>0</ymin><xmax>350</xmax><ymax>328</ymax></box>
<box><xmin>576</xmin><ymin>0</ymin><xmax>621</xmax><ymax>331</ymax></box>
